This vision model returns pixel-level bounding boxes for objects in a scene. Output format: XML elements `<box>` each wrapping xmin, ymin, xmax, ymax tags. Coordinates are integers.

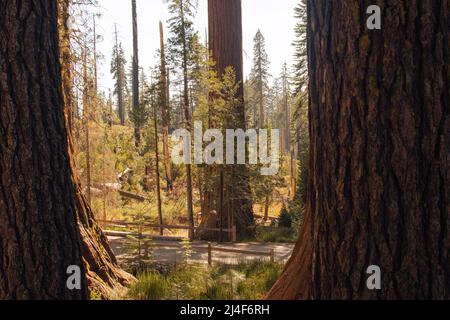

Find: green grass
<box><xmin>127</xmin><ymin>260</ymin><xmax>284</xmax><ymax>300</ymax></box>
<box><xmin>258</xmin><ymin>226</ymin><xmax>297</xmax><ymax>243</ymax></box>
<box><xmin>128</xmin><ymin>272</ymin><xmax>169</xmax><ymax>300</ymax></box>
<box><xmin>240</xmin><ymin>226</ymin><xmax>297</xmax><ymax>243</ymax></box>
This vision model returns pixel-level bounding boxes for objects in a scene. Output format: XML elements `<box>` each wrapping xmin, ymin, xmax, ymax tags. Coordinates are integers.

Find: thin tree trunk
<box><xmin>283</xmin><ymin>64</ymin><xmax>290</xmax><ymax>153</ymax></box>
<box><xmin>259</xmin><ymin>72</ymin><xmax>264</xmax><ymax>128</ymax></box>
<box><xmin>58</xmin><ymin>0</ymin><xmax>74</xmax><ymax>134</ymax></box>
<box><xmin>180</xmin><ymin>0</ymin><xmax>195</xmax><ymax>241</ymax></box>
<box><xmin>102</xmin><ymin>128</ymin><xmax>107</xmax><ymax>222</ymax></box>
<box><xmin>159</xmin><ymin>21</ymin><xmax>173</xmax><ymax>191</ymax></box>
<box><xmin>219</xmin><ymin>170</ymin><xmax>224</xmax><ymax>242</ymax></box>
<box><xmin>82</xmin><ymin>46</ymin><xmax>92</xmax><ymax>207</ymax></box>
<box><xmin>290</xmin><ymin>145</ymin><xmax>296</xmax><ymax>200</ymax></box>
<box><xmin>264</xmin><ymin>193</ymin><xmax>270</xmax><ymax>222</ymax></box>
<box><xmin>131</xmin><ymin>0</ymin><xmax>141</xmax><ymax>146</ymax></box>
<box><xmin>268</xmin><ymin>0</ymin><xmax>449</xmax><ymax>299</ymax></box>
<box><xmin>153</xmin><ymin>96</ymin><xmax>164</xmax><ymax>236</ymax></box>
<box><xmin>92</xmin><ymin>14</ymin><xmax>98</xmax><ymax>99</ymax></box>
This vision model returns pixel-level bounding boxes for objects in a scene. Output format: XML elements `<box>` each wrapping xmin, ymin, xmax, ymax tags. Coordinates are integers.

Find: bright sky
<box><xmin>93</xmin><ymin>0</ymin><xmax>297</xmax><ymax>95</ymax></box>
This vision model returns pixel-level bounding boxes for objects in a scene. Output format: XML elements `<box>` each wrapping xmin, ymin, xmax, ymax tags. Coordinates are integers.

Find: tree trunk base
<box><xmin>75</xmin><ymin>186</ymin><xmax>136</xmax><ymax>299</ymax></box>
<box><xmin>266</xmin><ymin>207</ymin><xmax>311</xmax><ymax>300</ymax></box>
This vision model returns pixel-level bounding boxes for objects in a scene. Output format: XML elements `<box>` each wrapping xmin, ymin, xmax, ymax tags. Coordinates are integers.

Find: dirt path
<box><xmin>108</xmin><ymin>236</ymin><xmax>295</xmax><ymax>265</ymax></box>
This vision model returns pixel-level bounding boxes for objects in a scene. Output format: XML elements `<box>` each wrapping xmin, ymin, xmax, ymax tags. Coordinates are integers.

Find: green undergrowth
<box><xmin>127</xmin><ymin>260</ymin><xmax>284</xmax><ymax>300</ymax></box>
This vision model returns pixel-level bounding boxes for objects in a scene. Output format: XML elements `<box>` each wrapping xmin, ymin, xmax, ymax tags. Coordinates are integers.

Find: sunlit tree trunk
<box><xmin>58</xmin><ymin>0</ymin><xmax>74</xmax><ymax>133</ymax></box>
<box><xmin>159</xmin><ymin>21</ymin><xmax>173</xmax><ymax>191</ymax></box>
<box><xmin>178</xmin><ymin>0</ymin><xmax>195</xmax><ymax>241</ymax></box>
<box><xmin>208</xmin><ymin>0</ymin><xmax>255</xmax><ymax>237</ymax></box>
<box><xmin>152</xmin><ymin>86</ymin><xmax>164</xmax><ymax>236</ymax></box>
<box><xmin>82</xmin><ymin>46</ymin><xmax>92</xmax><ymax>206</ymax></box>
<box><xmin>264</xmin><ymin>194</ymin><xmax>270</xmax><ymax>222</ymax></box>
<box><xmin>131</xmin><ymin>0</ymin><xmax>141</xmax><ymax>146</ymax></box>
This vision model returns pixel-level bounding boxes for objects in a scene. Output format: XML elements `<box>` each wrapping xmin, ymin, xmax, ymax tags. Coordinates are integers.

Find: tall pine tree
<box><xmin>167</xmin><ymin>0</ymin><xmax>199</xmax><ymax>240</ymax></box>
<box><xmin>111</xmin><ymin>25</ymin><xmax>127</xmax><ymax>125</ymax></box>
<box><xmin>249</xmin><ymin>30</ymin><xmax>270</xmax><ymax>129</ymax></box>
<box><xmin>292</xmin><ymin>0</ymin><xmax>308</xmax><ymax>95</ymax></box>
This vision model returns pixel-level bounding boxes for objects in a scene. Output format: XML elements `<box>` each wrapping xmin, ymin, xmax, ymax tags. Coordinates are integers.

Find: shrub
<box><xmin>278</xmin><ymin>206</ymin><xmax>292</xmax><ymax>228</ymax></box>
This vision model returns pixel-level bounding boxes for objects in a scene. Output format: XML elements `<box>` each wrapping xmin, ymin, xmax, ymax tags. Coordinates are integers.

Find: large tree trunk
<box><xmin>0</xmin><ymin>0</ymin><xmax>133</xmax><ymax>300</ymax></box>
<box><xmin>208</xmin><ymin>0</ymin><xmax>255</xmax><ymax>238</ymax></box>
<box><xmin>0</xmin><ymin>0</ymin><xmax>87</xmax><ymax>300</ymax></box>
<box><xmin>269</xmin><ymin>0</ymin><xmax>449</xmax><ymax>300</ymax></box>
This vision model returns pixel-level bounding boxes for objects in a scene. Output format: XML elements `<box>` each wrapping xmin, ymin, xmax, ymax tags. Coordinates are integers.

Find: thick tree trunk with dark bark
<box><xmin>208</xmin><ymin>0</ymin><xmax>254</xmax><ymax>238</ymax></box>
<box><xmin>269</xmin><ymin>0</ymin><xmax>449</xmax><ymax>300</ymax></box>
<box><xmin>0</xmin><ymin>0</ymin><xmax>87</xmax><ymax>300</ymax></box>
<box><xmin>0</xmin><ymin>0</ymin><xmax>133</xmax><ymax>300</ymax></box>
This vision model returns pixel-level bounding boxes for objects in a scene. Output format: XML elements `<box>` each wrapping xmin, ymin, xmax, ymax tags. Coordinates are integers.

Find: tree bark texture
<box><xmin>0</xmin><ymin>0</ymin><xmax>134</xmax><ymax>300</ymax></box>
<box><xmin>269</xmin><ymin>0</ymin><xmax>449</xmax><ymax>300</ymax></box>
<box><xmin>0</xmin><ymin>0</ymin><xmax>87</xmax><ymax>299</ymax></box>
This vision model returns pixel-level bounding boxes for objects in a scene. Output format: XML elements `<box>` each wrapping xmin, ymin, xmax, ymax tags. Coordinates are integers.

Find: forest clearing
<box><xmin>0</xmin><ymin>0</ymin><xmax>448</xmax><ymax>305</ymax></box>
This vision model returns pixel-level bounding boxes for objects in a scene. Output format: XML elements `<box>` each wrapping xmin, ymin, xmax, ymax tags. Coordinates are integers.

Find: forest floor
<box><xmin>108</xmin><ymin>236</ymin><xmax>295</xmax><ymax>265</ymax></box>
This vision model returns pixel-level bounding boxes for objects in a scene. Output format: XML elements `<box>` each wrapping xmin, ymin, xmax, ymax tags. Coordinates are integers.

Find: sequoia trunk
<box><xmin>208</xmin><ymin>0</ymin><xmax>255</xmax><ymax>237</ymax></box>
<box><xmin>0</xmin><ymin>0</ymin><xmax>87</xmax><ymax>299</ymax></box>
<box><xmin>0</xmin><ymin>0</ymin><xmax>133</xmax><ymax>300</ymax></box>
<box><xmin>269</xmin><ymin>0</ymin><xmax>449</xmax><ymax>299</ymax></box>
